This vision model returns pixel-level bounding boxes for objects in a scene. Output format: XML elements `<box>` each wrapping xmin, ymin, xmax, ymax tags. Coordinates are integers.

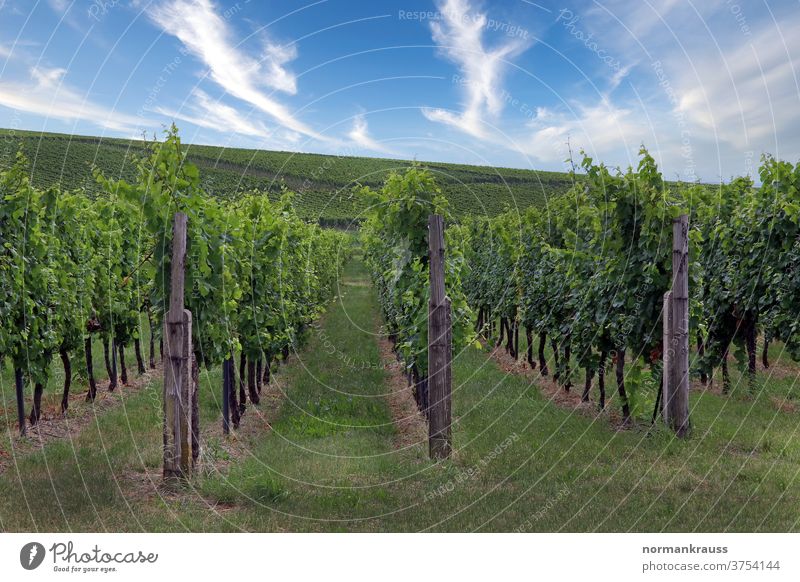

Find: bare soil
<box><xmin>375</xmin><ymin>330</ymin><xmax>428</xmax><ymax>451</ymax></box>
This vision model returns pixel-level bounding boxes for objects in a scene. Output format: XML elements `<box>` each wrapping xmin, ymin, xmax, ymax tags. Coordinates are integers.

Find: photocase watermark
<box><xmin>133</xmin><ymin>1</ymin><xmax>251</xmax><ymax>121</ymax></box>
<box><xmin>88</xmin><ymin>0</ymin><xmax>122</xmax><ymax>22</ymax></box>
<box><xmin>651</xmin><ymin>60</ymin><xmax>697</xmax><ymax>183</ymax></box>
<box><xmin>223</xmin><ymin>0</ymin><xmax>253</xmax><ymax>20</ymax></box>
<box><xmin>461</xmin><ymin>82</ymin><xmax>573</xmax><ymax>172</ymax></box>
<box><xmin>743</xmin><ymin>149</ymin><xmax>755</xmax><ymax>177</ymax></box>
<box><xmin>310</xmin><ymin>321</ymin><xmax>394</xmax><ymax>370</ymax></box>
<box><xmin>90</xmin><ymin>0</ymin><xmax>250</xmax><ymax>21</ymax></box>
<box><xmin>611</xmin><ymin>269</ymin><xmax>655</xmax><ymax>354</ymax></box>
<box><xmin>298</xmin><ymin>145</ymin><xmax>360</xmax><ymax>195</ymax></box>
<box><xmin>0</xmin><ymin>109</ymin><xmax>23</xmax><ymax>166</ymax></box>
<box><xmin>513</xmin><ymin>483</ymin><xmax>571</xmax><ymax>531</ymax></box>
<box><xmin>20</xmin><ymin>542</ymin><xmax>46</xmax><ymax>570</ymax></box>
<box><xmin>725</xmin><ymin>0</ymin><xmax>752</xmax><ymax>37</ymax></box>
<box><xmin>136</xmin><ymin>48</ymin><xmax>188</xmax><ymax>119</ymax></box>
<box><xmin>452</xmin><ymin>75</ymin><xmax>539</xmax><ymax>121</ymax></box>
<box><xmin>500</xmin><ymin>87</ymin><xmax>538</xmax><ymax>121</ymax></box>
<box><xmin>397</xmin><ymin>9</ymin><xmax>529</xmax><ymax>40</ymax></box>
<box><xmin>556</xmin><ymin>8</ymin><xmax>624</xmax><ymax>74</ymax></box>
<box><xmin>19</xmin><ymin>540</ymin><xmax>158</xmax><ymax>574</ymax></box>
<box><xmin>423</xmin><ymin>432</ymin><xmax>520</xmax><ymax>502</ymax></box>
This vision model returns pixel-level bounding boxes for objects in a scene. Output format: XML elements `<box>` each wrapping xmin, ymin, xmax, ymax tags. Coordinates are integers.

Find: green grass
<box><xmin>507</xmin><ymin>327</ymin><xmax>800</xmax><ymax>422</ymax></box>
<box><xmin>0</xmin><ymin>128</ymin><xmax>574</xmax><ymax>220</ymax></box>
<box><xmin>1</xmin><ymin>257</ymin><xmax>799</xmax><ymax>532</ymax></box>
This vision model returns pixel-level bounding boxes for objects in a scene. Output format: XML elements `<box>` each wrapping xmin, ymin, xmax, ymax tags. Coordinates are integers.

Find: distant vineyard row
<box><xmin>0</xmin><ymin>128</ymin><xmax>573</xmax><ymax>220</ymax></box>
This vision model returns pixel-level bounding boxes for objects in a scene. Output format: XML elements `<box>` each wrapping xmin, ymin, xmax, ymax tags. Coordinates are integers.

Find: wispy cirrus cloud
<box><xmin>422</xmin><ymin>0</ymin><xmax>528</xmax><ymax>138</ymax></box>
<box><xmin>347</xmin><ymin>113</ymin><xmax>392</xmax><ymax>154</ymax></box>
<box><xmin>672</xmin><ymin>14</ymin><xmax>800</xmax><ymax>150</ymax></box>
<box><xmin>155</xmin><ymin>88</ymin><xmax>273</xmax><ymax>140</ymax></box>
<box><xmin>146</xmin><ymin>0</ymin><xmax>325</xmax><ymax>141</ymax></box>
<box><xmin>564</xmin><ymin>0</ymin><xmax>800</xmax><ymax>179</ymax></box>
<box><xmin>46</xmin><ymin>0</ymin><xmax>70</xmax><ymax>13</ymax></box>
<box><xmin>0</xmin><ymin>65</ymin><xmax>149</xmax><ymax>132</ymax></box>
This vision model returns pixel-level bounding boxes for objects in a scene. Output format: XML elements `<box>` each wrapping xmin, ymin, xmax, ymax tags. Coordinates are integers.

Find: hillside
<box><xmin>0</xmin><ymin>128</ymin><xmax>573</xmax><ymax>220</ymax></box>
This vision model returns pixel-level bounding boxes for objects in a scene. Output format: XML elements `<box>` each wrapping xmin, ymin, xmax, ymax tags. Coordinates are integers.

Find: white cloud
<box><xmin>262</xmin><ymin>42</ymin><xmax>298</xmax><ymax>95</ymax></box>
<box><xmin>607</xmin><ymin>63</ymin><xmax>634</xmax><ymax>94</ymax></box>
<box><xmin>562</xmin><ymin>0</ymin><xmax>800</xmax><ymax>179</ymax></box>
<box><xmin>347</xmin><ymin>114</ymin><xmax>392</xmax><ymax>154</ymax></box>
<box><xmin>521</xmin><ymin>99</ymin><xmax>651</xmax><ymax>166</ymax></box>
<box><xmin>47</xmin><ymin>0</ymin><xmax>69</xmax><ymax>13</ymax></box>
<box><xmin>31</xmin><ymin>66</ymin><xmax>66</xmax><ymax>86</ymax></box>
<box><xmin>422</xmin><ymin>0</ymin><xmax>527</xmax><ymax>138</ymax></box>
<box><xmin>154</xmin><ymin>88</ymin><xmax>273</xmax><ymax>140</ymax></box>
<box><xmin>147</xmin><ymin>0</ymin><xmax>325</xmax><ymax>140</ymax></box>
<box><xmin>0</xmin><ymin>65</ymin><xmax>150</xmax><ymax>132</ymax></box>
<box><xmin>586</xmin><ymin>0</ymin><xmax>684</xmax><ymax>41</ymax></box>
<box><xmin>673</xmin><ymin>18</ymin><xmax>800</xmax><ymax>150</ymax></box>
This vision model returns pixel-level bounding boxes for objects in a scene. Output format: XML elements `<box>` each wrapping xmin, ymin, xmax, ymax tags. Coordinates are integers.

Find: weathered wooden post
<box><xmin>222</xmin><ymin>357</ymin><xmax>231</xmax><ymax>435</ymax></box>
<box><xmin>163</xmin><ymin>212</ymin><xmax>194</xmax><ymax>480</ymax></box>
<box><xmin>664</xmin><ymin>214</ymin><xmax>690</xmax><ymax>437</ymax></box>
<box><xmin>15</xmin><ymin>368</ymin><xmax>26</xmax><ymax>436</ymax></box>
<box><xmin>428</xmin><ymin>214</ymin><xmax>452</xmax><ymax>459</ymax></box>
<box><xmin>662</xmin><ymin>291</ymin><xmax>673</xmax><ymax>425</ymax></box>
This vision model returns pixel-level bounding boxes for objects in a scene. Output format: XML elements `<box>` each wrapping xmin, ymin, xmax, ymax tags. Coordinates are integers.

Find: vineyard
<box><xmin>457</xmin><ymin>150</ymin><xmax>800</xmax><ymax>425</ymax></box>
<box><xmin>0</xmin><ymin>126</ymin><xmax>347</xmax><ymax>450</ymax></box>
<box><xmin>0</xmin><ymin>128</ymin><xmax>575</xmax><ymax>221</ymax></box>
<box><xmin>2</xmin><ymin>127</ymin><xmax>800</xmax><ymax>532</ymax></box>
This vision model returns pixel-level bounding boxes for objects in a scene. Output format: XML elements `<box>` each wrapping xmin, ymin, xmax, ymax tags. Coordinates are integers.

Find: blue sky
<box><xmin>0</xmin><ymin>0</ymin><xmax>798</xmax><ymax>181</ymax></box>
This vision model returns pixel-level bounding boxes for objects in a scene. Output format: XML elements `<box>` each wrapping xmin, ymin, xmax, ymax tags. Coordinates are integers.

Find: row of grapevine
<box><xmin>359</xmin><ymin>167</ymin><xmax>473</xmax><ymax>413</ymax></box>
<box><xmin>0</xmin><ymin>126</ymin><xmax>348</xmax><ymax>436</ymax></box>
<box><xmin>460</xmin><ymin>149</ymin><xmax>800</xmax><ymax>424</ymax></box>
<box><xmin>696</xmin><ymin>160</ymin><xmax>800</xmax><ymax>392</ymax></box>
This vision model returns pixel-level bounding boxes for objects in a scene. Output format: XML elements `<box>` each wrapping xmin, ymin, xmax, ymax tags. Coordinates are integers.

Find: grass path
<box><xmin>1</xmin><ymin>257</ymin><xmax>800</xmax><ymax>532</ymax></box>
<box><xmin>0</xmin><ymin>323</ymin><xmax>160</xmax><ymax>469</ymax></box>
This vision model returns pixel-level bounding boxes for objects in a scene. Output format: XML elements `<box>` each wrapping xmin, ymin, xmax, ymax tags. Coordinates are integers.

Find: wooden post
<box><xmin>428</xmin><ymin>214</ymin><xmax>452</xmax><ymax>459</ymax></box>
<box><xmin>15</xmin><ymin>368</ymin><xmax>26</xmax><ymax>437</ymax></box>
<box><xmin>662</xmin><ymin>291</ymin><xmax>673</xmax><ymax>425</ymax></box>
<box><xmin>163</xmin><ymin>212</ymin><xmax>194</xmax><ymax>480</ymax></box>
<box><xmin>668</xmin><ymin>215</ymin><xmax>690</xmax><ymax>437</ymax></box>
<box><xmin>222</xmin><ymin>357</ymin><xmax>231</xmax><ymax>435</ymax></box>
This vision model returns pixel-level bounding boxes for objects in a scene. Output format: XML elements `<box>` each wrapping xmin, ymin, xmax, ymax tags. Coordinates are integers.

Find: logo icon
<box><xmin>20</xmin><ymin>542</ymin><xmax>46</xmax><ymax>570</ymax></box>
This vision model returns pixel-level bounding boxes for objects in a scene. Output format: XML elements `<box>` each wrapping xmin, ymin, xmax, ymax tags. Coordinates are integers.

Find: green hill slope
<box><xmin>0</xmin><ymin>128</ymin><xmax>573</xmax><ymax>219</ymax></box>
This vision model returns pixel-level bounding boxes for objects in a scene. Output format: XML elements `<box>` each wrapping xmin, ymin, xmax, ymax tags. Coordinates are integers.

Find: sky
<box><xmin>0</xmin><ymin>0</ymin><xmax>798</xmax><ymax>182</ymax></box>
